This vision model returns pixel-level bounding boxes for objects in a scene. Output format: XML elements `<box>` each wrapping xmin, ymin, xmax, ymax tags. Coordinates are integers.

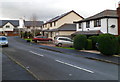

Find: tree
<box><xmin>30</xmin><ymin>14</ymin><xmax>38</xmax><ymax>37</ymax></box>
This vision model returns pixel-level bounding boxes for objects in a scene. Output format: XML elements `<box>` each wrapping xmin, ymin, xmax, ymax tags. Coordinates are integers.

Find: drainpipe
<box><xmin>107</xmin><ymin>18</ymin><xmax>109</xmax><ymax>33</ymax></box>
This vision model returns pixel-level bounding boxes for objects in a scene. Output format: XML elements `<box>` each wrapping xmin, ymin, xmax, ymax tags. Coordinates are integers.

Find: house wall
<box><xmin>76</xmin><ymin>18</ymin><xmax>118</xmax><ymax>35</ymax></box>
<box><xmin>48</xmin><ymin>31</ymin><xmax>76</xmax><ymax>39</ymax></box>
<box><xmin>53</xmin><ymin>12</ymin><xmax>83</xmax><ymax>29</ymax></box>
<box><xmin>58</xmin><ymin>31</ymin><xmax>76</xmax><ymax>35</ymax></box>
<box><xmin>0</xmin><ymin>22</ymin><xmax>15</xmax><ymax>32</ymax></box>
<box><xmin>117</xmin><ymin>4</ymin><xmax>120</xmax><ymax>35</ymax></box>
<box><xmin>43</xmin><ymin>11</ymin><xmax>83</xmax><ymax>30</ymax></box>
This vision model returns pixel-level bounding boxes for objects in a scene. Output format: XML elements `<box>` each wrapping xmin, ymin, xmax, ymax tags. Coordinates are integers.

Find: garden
<box><xmin>73</xmin><ymin>34</ymin><xmax>120</xmax><ymax>56</ymax></box>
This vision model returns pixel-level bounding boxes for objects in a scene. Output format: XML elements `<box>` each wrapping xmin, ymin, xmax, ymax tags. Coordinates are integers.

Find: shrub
<box><xmin>116</xmin><ymin>36</ymin><xmax>120</xmax><ymax>54</ymax></box>
<box><xmin>89</xmin><ymin>36</ymin><xmax>98</xmax><ymax>50</ymax></box>
<box><xmin>74</xmin><ymin>34</ymin><xmax>87</xmax><ymax>50</ymax></box>
<box><xmin>98</xmin><ymin>34</ymin><xmax>118</xmax><ymax>56</ymax></box>
<box><xmin>86</xmin><ymin>39</ymin><xmax>93</xmax><ymax>50</ymax></box>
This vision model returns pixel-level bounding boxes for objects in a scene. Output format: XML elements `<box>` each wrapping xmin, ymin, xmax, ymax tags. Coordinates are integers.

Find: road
<box><xmin>2</xmin><ymin>37</ymin><xmax>119</xmax><ymax>80</ymax></box>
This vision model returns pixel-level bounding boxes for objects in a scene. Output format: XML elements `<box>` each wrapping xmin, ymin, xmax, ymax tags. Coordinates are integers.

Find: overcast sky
<box><xmin>0</xmin><ymin>0</ymin><xmax>120</xmax><ymax>21</ymax></box>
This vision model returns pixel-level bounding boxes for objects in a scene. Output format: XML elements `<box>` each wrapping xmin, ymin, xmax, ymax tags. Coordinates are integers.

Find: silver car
<box><xmin>54</xmin><ymin>37</ymin><xmax>73</xmax><ymax>47</ymax></box>
<box><xmin>0</xmin><ymin>36</ymin><xmax>8</xmax><ymax>47</ymax></box>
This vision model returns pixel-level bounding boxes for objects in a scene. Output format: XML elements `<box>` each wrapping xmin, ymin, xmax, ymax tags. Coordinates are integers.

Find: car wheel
<box><xmin>6</xmin><ymin>44</ymin><xmax>8</xmax><ymax>47</ymax></box>
<box><xmin>58</xmin><ymin>43</ymin><xmax>62</xmax><ymax>47</ymax></box>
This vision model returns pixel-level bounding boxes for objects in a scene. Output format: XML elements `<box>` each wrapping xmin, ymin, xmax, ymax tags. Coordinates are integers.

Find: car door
<box><xmin>65</xmin><ymin>38</ymin><xmax>73</xmax><ymax>45</ymax></box>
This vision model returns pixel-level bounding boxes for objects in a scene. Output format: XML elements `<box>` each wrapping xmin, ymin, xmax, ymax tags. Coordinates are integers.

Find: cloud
<box><xmin>0</xmin><ymin>0</ymin><xmax>119</xmax><ymax>21</ymax></box>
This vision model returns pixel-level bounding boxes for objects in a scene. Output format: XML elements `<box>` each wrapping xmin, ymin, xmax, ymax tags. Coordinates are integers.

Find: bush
<box><xmin>98</xmin><ymin>34</ymin><xmax>118</xmax><ymax>56</ymax></box>
<box><xmin>74</xmin><ymin>35</ymin><xmax>87</xmax><ymax>50</ymax></box>
<box><xmin>89</xmin><ymin>36</ymin><xmax>98</xmax><ymax>50</ymax></box>
<box><xmin>86</xmin><ymin>39</ymin><xmax>93</xmax><ymax>50</ymax></box>
<box><xmin>116</xmin><ymin>36</ymin><xmax>120</xmax><ymax>54</ymax></box>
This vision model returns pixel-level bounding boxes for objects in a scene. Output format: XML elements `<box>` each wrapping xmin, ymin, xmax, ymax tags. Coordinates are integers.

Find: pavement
<box><xmin>18</xmin><ymin>37</ymin><xmax>120</xmax><ymax>65</ymax></box>
<box><xmin>2</xmin><ymin>50</ymin><xmax>36</xmax><ymax>80</ymax></box>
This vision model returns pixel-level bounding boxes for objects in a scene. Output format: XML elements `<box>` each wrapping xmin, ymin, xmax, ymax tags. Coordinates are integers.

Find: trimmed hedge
<box><xmin>86</xmin><ymin>39</ymin><xmax>92</xmax><ymax>50</ymax></box>
<box><xmin>89</xmin><ymin>36</ymin><xmax>98</xmax><ymax>50</ymax></box>
<box><xmin>116</xmin><ymin>36</ymin><xmax>120</xmax><ymax>54</ymax></box>
<box><xmin>74</xmin><ymin>35</ymin><xmax>87</xmax><ymax>50</ymax></box>
<box><xmin>98</xmin><ymin>34</ymin><xmax>118</xmax><ymax>56</ymax></box>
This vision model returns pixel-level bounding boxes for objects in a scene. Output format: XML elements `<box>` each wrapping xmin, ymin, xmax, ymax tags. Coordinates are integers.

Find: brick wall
<box><xmin>117</xmin><ymin>4</ymin><xmax>120</xmax><ymax>35</ymax></box>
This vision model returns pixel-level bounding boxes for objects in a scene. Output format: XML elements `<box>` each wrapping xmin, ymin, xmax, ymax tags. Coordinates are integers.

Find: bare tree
<box><xmin>30</xmin><ymin>14</ymin><xmax>38</xmax><ymax>37</ymax></box>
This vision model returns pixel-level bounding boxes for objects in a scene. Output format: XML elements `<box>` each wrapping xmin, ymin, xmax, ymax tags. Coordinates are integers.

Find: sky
<box><xmin>0</xmin><ymin>0</ymin><xmax>120</xmax><ymax>21</ymax></box>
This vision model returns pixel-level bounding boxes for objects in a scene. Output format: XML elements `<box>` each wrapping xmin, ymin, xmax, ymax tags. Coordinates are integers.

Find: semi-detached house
<box><xmin>42</xmin><ymin>10</ymin><xmax>84</xmax><ymax>39</ymax></box>
<box><xmin>73</xmin><ymin>3</ymin><xmax>120</xmax><ymax>36</ymax></box>
<box><xmin>0</xmin><ymin>20</ymin><xmax>19</xmax><ymax>36</ymax></box>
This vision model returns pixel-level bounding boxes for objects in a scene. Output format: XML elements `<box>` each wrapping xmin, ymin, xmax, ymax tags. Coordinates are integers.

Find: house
<box><xmin>0</xmin><ymin>20</ymin><xmax>19</xmax><ymax>36</ymax></box>
<box><xmin>48</xmin><ymin>23</ymin><xmax>76</xmax><ymax>38</ymax></box>
<box><xmin>73</xmin><ymin>3</ymin><xmax>120</xmax><ymax>36</ymax></box>
<box><xmin>42</xmin><ymin>10</ymin><xmax>84</xmax><ymax>39</ymax></box>
<box><xmin>24</xmin><ymin>21</ymin><xmax>44</xmax><ymax>32</ymax></box>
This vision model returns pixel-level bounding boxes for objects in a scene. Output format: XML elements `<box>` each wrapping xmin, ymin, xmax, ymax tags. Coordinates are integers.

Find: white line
<box><xmin>29</xmin><ymin>51</ymin><xmax>44</xmax><ymax>57</ymax></box>
<box><xmin>55</xmin><ymin>60</ymin><xmax>94</xmax><ymax>73</ymax></box>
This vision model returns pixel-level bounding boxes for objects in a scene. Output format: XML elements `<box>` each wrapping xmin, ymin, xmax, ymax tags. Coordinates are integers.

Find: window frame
<box><xmin>94</xmin><ymin>19</ymin><xmax>101</xmax><ymax>27</ymax></box>
<box><xmin>86</xmin><ymin>21</ymin><xmax>90</xmax><ymax>28</ymax></box>
<box><xmin>6</xmin><ymin>25</ymin><xmax>10</xmax><ymax>28</ymax></box>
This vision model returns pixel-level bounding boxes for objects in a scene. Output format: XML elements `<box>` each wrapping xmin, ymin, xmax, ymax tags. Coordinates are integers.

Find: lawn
<box><xmin>57</xmin><ymin>47</ymin><xmax>75</xmax><ymax>50</ymax></box>
<box><xmin>24</xmin><ymin>38</ymin><xmax>32</xmax><ymax>42</ymax></box>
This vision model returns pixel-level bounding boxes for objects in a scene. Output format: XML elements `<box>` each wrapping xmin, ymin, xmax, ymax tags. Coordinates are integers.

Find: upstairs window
<box><xmin>94</xmin><ymin>19</ymin><xmax>101</xmax><ymax>27</ymax></box>
<box><xmin>79</xmin><ymin>23</ymin><xmax>82</xmax><ymax>29</ymax></box>
<box><xmin>86</xmin><ymin>21</ymin><xmax>90</xmax><ymax>28</ymax></box>
<box><xmin>6</xmin><ymin>25</ymin><xmax>10</xmax><ymax>28</ymax></box>
<box><xmin>54</xmin><ymin>22</ymin><xmax>56</xmax><ymax>26</ymax></box>
<box><xmin>50</xmin><ymin>23</ymin><xmax>52</xmax><ymax>27</ymax></box>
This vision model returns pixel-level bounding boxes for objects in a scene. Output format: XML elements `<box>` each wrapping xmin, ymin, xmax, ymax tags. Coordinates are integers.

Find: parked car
<box><xmin>54</xmin><ymin>37</ymin><xmax>73</xmax><ymax>47</ymax></box>
<box><xmin>32</xmin><ymin>36</ymin><xmax>53</xmax><ymax>42</ymax></box>
<box><xmin>0</xmin><ymin>36</ymin><xmax>8</xmax><ymax>47</ymax></box>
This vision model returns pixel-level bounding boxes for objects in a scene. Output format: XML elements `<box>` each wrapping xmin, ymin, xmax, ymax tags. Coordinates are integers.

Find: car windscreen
<box><xmin>0</xmin><ymin>37</ymin><xmax>7</xmax><ymax>41</ymax></box>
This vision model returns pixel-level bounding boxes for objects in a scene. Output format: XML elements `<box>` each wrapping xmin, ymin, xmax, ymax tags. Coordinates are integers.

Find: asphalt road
<box><xmin>2</xmin><ymin>37</ymin><xmax>119</xmax><ymax>80</ymax></box>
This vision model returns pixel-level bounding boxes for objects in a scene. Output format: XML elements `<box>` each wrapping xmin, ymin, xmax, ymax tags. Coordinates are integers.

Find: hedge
<box><xmin>89</xmin><ymin>36</ymin><xmax>98</xmax><ymax>50</ymax></box>
<box><xmin>116</xmin><ymin>36</ymin><xmax>120</xmax><ymax>54</ymax></box>
<box><xmin>86</xmin><ymin>39</ymin><xmax>93</xmax><ymax>50</ymax></box>
<box><xmin>74</xmin><ymin>35</ymin><xmax>87</xmax><ymax>50</ymax></box>
<box><xmin>98</xmin><ymin>34</ymin><xmax>118</xmax><ymax>56</ymax></box>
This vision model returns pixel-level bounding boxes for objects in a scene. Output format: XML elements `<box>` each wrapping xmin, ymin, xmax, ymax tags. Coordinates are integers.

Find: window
<box><xmin>94</xmin><ymin>19</ymin><xmax>101</xmax><ymax>27</ymax></box>
<box><xmin>59</xmin><ymin>38</ymin><xmax>72</xmax><ymax>42</ymax></box>
<box><xmin>6</xmin><ymin>25</ymin><xmax>10</xmax><ymax>28</ymax></box>
<box><xmin>50</xmin><ymin>23</ymin><xmax>52</xmax><ymax>27</ymax></box>
<box><xmin>50</xmin><ymin>32</ymin><xmax>52</xmax><ymax>37</ymax></box>
<box><xmin>54</xmin><ymin>22</ymin><xmax>56</xmax><ymax>26</ymax></box>
<box><xmin>86</xmin><ymin>21</ymin><xmax>90</xmax><ymax>28</ymax></box>
<box><xmin>79</xmin><ymin>23</ymin><xmax>82</xmax><ymax>29</ymax></box>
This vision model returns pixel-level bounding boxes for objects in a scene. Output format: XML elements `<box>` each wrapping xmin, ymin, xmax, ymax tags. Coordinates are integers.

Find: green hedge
<box><xmin>86</xmin><ymin>39</ymin><xmax>93</xmax><ymax>50</ymax></box>
<box><xmin>74</xmin><ymin>35</ymin><xmax>87</xmax><ymax>50</ymax></box>
<box><xmin>89</xmin><ymin>36</ymin><xmax>98</xmax><ymax>50</ymax></box>
<box><xmin>116</xmin><ymin>36</ymin><xmax>120</xmax><ymax>54</ymax></box>
<box><xmin>98</xmin><ymin>34</ymin><xmax>118</xmax><ymax>56</ymax></box>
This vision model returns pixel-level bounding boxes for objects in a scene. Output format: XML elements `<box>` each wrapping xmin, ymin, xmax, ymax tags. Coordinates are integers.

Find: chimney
<box><xmin>117</xmin><ymin>2</ymin><xmax>120</xmax><ymax>35</ymax></box>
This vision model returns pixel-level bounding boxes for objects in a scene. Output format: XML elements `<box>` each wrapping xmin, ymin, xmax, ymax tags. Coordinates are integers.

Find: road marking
<box><xmin>29</xmin><ymin>51</ymin><xmax>44</xmax><ymax>57</ymax></box>
<box><xmin>55</xmin><ymin>60</ymin><xmax>94</xmax><ymax>73</ymax></box>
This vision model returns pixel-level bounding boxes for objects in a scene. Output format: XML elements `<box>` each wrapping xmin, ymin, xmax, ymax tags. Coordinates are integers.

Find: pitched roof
<box><xmin>58</xmin><ymin>24</ymin><xmax>76</xmax><ymax>31</ymax></box>
<box><xmin>44</xmin><ymin>24</ymin><xmax>76</xmax><ymax>32</ymax></box>
<box><xmin>75</xmin><ymin>10</ymin><xmax>118</xmax><ymax>23</ymax></box>
<box><xmin>45</xmin><ymin>10</ymin><xmax>84</xmax><ymax>24</ymax></box>
<box><xmin>72</xmin><ymin>30</ymin><xmax>103</xmax><ymax>35</ymax></box>
<box><xmin>0</xmin><ymin>20</ymin><xmax>19</xmax><ymax>27</ymax></box>
<box><xmin>25</xmin><ymin>21</ymin><xmax>44</xmax><ymax>27</ymax></box>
